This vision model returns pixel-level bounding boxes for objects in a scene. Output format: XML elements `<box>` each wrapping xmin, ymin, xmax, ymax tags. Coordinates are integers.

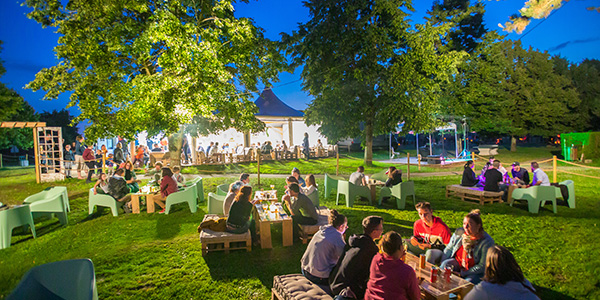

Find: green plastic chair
<box><xmin>511</xmin><ymin>186</ymin><xmax>557</xmax><ymax>214</ymax></box>
<box><xmin>378</xmin><ymin>181</ymin><xmax>416</xmax><ymax>210</ymax></box>
<box><xmin>216</xmin><ymin>183</ymin><xmax>229</xmax><ymax>196</ymax></box>
<box><xmin>553</xmin><ymin>180</ymin><xmax>575</xmax><ymax>208</ymax></box>
<box><xmin>306</xmin><ymin>189</ymin><xmax>319</xmax><ymax>207</ymax></box>
<box><xmin>1</xmin><ymin>205</ymin><xmax>36</xmax><ymax>249</ymax></box>
<box><xmin>7</xmin><ymin>258</ymin><xmax>98</xmax><ymax>300</ymax></box>
<box><xmin>88</xmin><ymin>189</ymin><xmax>123</xmax><ymax>217</ymax></box>
<box><xmin>336</xmin><ymin>180</ymin><xmax>371</xmax><ymax>207</ymax></box>
<box><xmin>195</xmin><ymin>177</ymin><xmax>205</xmax><ymax>203</ymax></box>
<box><xmin>164</xmin><ymin>186</ymin><xmax>197</xmax><ymax>214</ymax></box>
<box><xmin>325</xmin><ymin>174</ymin><xmax>345</xmax><ymax>198</ymax></box>
<box><xmin>207</xmin><ymin>192</ymin><xmax>226</xmax><ymax>215</ymax></box>
<box><xmin>23</xmin><ymin>187</ymin><xmax>69</xmax><ymax>226</ymax></box>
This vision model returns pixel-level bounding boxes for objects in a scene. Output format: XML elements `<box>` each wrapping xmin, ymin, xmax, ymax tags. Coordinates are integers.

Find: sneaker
<box><xmin>158</xmin><ymin>208</ymin><xmax>166</xmax><ymax>214</ymax></box>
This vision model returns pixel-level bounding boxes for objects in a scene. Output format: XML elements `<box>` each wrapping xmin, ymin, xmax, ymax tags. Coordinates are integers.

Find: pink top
<box><xmin>160</xmin><ymin>175</ymin><xmax>178</xmax><ymax>198</ymax></box>
<box><xmin>365</xmin><ymin>253</ymin><xmax>421</xmax><ymax>300</ymax></box>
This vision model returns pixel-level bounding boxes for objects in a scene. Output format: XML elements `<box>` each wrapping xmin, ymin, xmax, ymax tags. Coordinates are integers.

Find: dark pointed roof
<box><xmin>254</xmin><ymin>89</ymin><xmax>304</xmax><ymax>117</ymax></box>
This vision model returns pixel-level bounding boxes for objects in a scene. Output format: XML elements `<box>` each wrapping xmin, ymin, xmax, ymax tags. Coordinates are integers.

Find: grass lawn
<box><xmin>0</xmin><ymin>146</ymin><xmax>599</xmax><ymax>299</ymax></box>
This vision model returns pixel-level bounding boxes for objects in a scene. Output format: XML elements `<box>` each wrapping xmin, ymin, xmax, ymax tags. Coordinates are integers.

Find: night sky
<box><xmin>1</xmin><ymin>0</ymin><xmax>599</xmax><ymax>122</ymax></box>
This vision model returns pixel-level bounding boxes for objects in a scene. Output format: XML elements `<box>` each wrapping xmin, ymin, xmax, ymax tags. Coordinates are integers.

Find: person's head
<box><xmin>304</xmin><ymin>132</ymin><xmax>308</xmax><ymax>137</ymax></box>
<box><xmin>152</xmin><ymin>143</ymin><xmax>158</xmax><ymax>149</ymax></box>
<box><xmin>282</xmin><ymin>140</ymin><xmax>286</xmax><ymax>145</ymax></box>
<box><xmin>287</xmin><ymin>183</ymin><xmax>300</xmax><ymax>196</ymax></box>
<box><xmin>363</xmin><ymin>216</ymin><xmax>384</xmax><ymax>240</ymax></box>
<box><xmin>317</xmin><ymin>139</ymin><xmax>321</xmax><ymax>144</ymax></box>
<box><xmin>512</xmin><ymin>162</ymin><xmax>521</xmax><ymax>172</ymax></box>
<box><xmin>125</xmin><ymin>161</ymin><xmax>133</xmax><ymax>170</ymax></box>
<box><xmin>234</xmin><ymin>185</ymin><xmax>252</xmax><ymax>203</ymax></box>
<box><xmin>229</xmin><ymin>181</ymin><xmax>244</xmax><ymax>194</ymax></box>
<box><xmin>162</xmin><ymin>167</ymin><xmax>173</xmax><ymax>177</ymax></box>
<box><xmin>483</xmin><ymin>245</ymin><xmax>525</xmax><ymax>284</ymax></box>
<box><xmin>378</xmin><ymin>231</ymin><xmax>405</xmax><ymax>259</ymax></box>
<box><xmin>239</xmin><ymin>173</ymin><xmax>250</xmax><ymax>184</ymax></box>
<box><xmin>329</xmin><ymin>209</ymin><xmax>347</xmax><ymax>233</ymax></box>
<box><xmin>173</xmin><ymin>166</ymin><xmax>181</xmax><ymax>173</ymax></box>
<box><xmin>464</xmin><ymin>160</ymin><xmax>474</xmax><ymax>169</ymax></box>
<box><xmin>286</xmin><ymin>175</ymin><xmax>299</xmax><ymax>186</ymax></box>
<box><xmin>531</xmin><ymin>162</ymin><xmax>539</xmax><ymax>170</ymax></box>
<box><xmin>65</xmin><ymin>144</ymin><xmax>71</xmax><ymax>151</ymax></box>
<box><xmin>76</xmin><ymin>135</ymin><xmax>83</xmax><ymax>142</ymax></box>
<box><xmin>101</xmin><ymin>144</ymin><xmax>107</xmax><ymax>150</ymax></box>
<box><xmin>492</xmin><ymin>160</ymin><xmax>500</xmax><ymax>169</ymax></box>
<box><xmin>357</xmin><ymin>166</ymin><xmax>364</xmax><ymax>173</ymax></box>
<box><xmin>87</xmin><ymin>144</ymin><xmax>93</xmax><ymax>149</ymax></box>
<box><xmin>114</xmin><ymin>168</ymin><xmax>125</xmax><ymax>176</ymax></box>
<box><xmin>415</xmin><ymin>202</ymin><xmax>434</xmax><ymax>226</ymax></box>
<box><xmin>154</xmin><ymin>162</ymin><xmax>163</xmax><ymax>170</ymax></box>
<box><xmin>305</xmin><ymin>174</ymin><xmax>316</xmax><ymax>187</ymax></box>
<box><xmin>99</xmin><ymin>173</ymin><xmax>108</xmax><ymax>182</ymax></box>
<box><xmin>292</xmin><ymin>167</ymin><xmax>300</xmax><ymax>179</ymax></box>
<box><xmin>210</xmin><ymin>142</ymin><xmax>214</xmax><ymax>146</ymax></box>
<box><xmin>387</xmin><ymin>166</ymin><xmax>397</xmax><ymax>179</ymax></box>
<box><xmin>464</xmin><ymin>209</ymin><xmax>484</xmax><ymax>237</ymax></box>
<box><xmin>116</xmin><ymin>142</ymin><xmax>122</xmax><ymax>149</ymax></box>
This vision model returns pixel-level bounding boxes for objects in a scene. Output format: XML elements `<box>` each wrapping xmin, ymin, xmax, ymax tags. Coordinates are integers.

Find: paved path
<box><xmin>138</xmin><ymin>171</ymin><xmax>461</xmax><ymax>180</ymax></box>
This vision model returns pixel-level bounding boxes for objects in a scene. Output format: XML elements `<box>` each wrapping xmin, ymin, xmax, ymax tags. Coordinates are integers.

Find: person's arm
<box><xmin>93</xmin><ymin>180</ymin><xmax>101</xmax><ymax>194</ymax></box>
<box><xmin>407</xmin><ymin>268</ymin><xmax>421</xmax><ymax>300</ymax></box>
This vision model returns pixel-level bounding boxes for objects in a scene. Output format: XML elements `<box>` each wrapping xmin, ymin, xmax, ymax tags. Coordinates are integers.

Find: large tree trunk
<box><xmin>168</xmin><ymin>131</ymin><xmax>184</xmax><ymax>167</ymax></box>
<box><xmin>364</xmin><ymin>121</ymin><xmax>374</xmax><ymax>167</ymax></box>
<box><xmin>511</xmin><ymin>135</ymin><xmax>517</xmax><ymax>152</ymax></box>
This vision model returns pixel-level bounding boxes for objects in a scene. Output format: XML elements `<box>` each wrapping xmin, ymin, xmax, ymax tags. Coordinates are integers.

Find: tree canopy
<box><xmin>427</xmin><ymin>0</ymin><xmax>486</xmax><ymax>53</ymax></box>
<box><xmin>25</xmin><ymin>0</ymin><xmax>287</xmax><ymax>142</ymax></box>
<box><xmin>285</xmin><ymin>0</ymin><xmax>463</xmax><ymax>165</ymax></box>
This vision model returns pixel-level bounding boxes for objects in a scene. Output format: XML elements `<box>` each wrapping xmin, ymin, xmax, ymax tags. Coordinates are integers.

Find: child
<box><xmin>93</xmin><ymin>173</ymin><xmax>110</xmax><ymax>195</ymax></box>
<box><xmin>172</xmin><ymin>166</ymin><xmax>185</xmax><ymax>185</ymax></box>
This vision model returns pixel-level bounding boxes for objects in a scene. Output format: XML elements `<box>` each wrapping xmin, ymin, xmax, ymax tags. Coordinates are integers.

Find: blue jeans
<box><xmin>439</xmin><ymin>258</ymin><xmax>482</xmax><ymax>285</ymax></box>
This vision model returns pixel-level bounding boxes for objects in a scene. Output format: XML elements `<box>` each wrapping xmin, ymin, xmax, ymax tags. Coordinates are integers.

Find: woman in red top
<box><xmin>154</xmin><ymin>167</ymin><xmax>178</xmax><ymax>213</ymax></box>
<box><xmin>365</xmin><ymin>231</ymin><xmax>420</xmax><ymax>300</ymax></box>
<box><xmin>133</xmin><ymin>146</ymin><xmax>144</xmax><ymax>167</ymax></box>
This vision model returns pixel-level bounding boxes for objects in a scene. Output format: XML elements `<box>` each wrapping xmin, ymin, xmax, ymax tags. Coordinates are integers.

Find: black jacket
<box><xmin>108</xmin><ymin>176</ymin><xmax>129</xmax><ymax>200</ymax></box>
<box><xmin>113</xmin><ymin>148</ymin><xmax>124</xmax><ymax>164</ymax></box>
<box><xmin>461</xmin><ymin>167</ymin><xmax>478</xmax><ymax>187</ymax></box>
<box><xmin>329</xmin><ymin>234</ymin><xmax>379</xmax><ymax>299</ymax></box>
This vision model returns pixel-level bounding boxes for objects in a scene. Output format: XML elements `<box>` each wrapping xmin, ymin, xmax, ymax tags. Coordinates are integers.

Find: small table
<box><xmin>130</xmin><ymin>188</ymin><xmax>165</xmax><ymax>213</ymax></box>
<box><xmin>367</xmin><ymin>180</ymin><xmax>386</xmax><ymax>202</ymax></box>
<box><xmin>405</xmin><ymin>253</ymin><xmax>474</xmax><ymax>300</ymax></box>
<box><xmin>253</xmin><ymin>202</ymin><xmax>293</xmax><ymax>249</ymax></box>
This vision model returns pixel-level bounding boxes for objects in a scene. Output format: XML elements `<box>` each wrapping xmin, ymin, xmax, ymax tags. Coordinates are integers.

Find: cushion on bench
<box><xmin>272</xmin><ymin>274</ymin><xmax>333</xmax><ymax>300</ymax></box>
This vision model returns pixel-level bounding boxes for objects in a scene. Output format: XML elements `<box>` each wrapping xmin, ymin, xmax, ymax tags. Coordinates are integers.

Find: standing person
<box><xmin>181</xmin><ymin>138</ymin><xmax>190</xmax><ymax>164</ymax></box>
<box><xmin>283</xmin><ymin>183</ymin><xmax>319</xmax><ymax>226</ymax></box>
<box><xmin>133</xmin><ymin>145</ymin><xmax>144</xmax><ymax>167</ymax></box>
<box><xmin>464</xmin><ymin>245</ymin><xmax>539</xmax><ymax>300</ymax></box>
<box><xmin>511</xmin><ymin>162</ymin><xmax>530</xmax><ymax>187</ymax></box>
<box><xmin>83</xmin><ymin>144</ymin><xmax>97</xmax><ymax>183</ymax></box>
<box><xmin>292</xmin><ymin>167</ymin><xmax>306</xmax><ymax>187</ymax></box>
<box><xmin>385</xmin><ymin>166</ymin><xmax>402</xmax><ymax>187</ymax></box>
<box><xmin>206</xmin><ymin>141</ymin><xmax>214</xmax><ymax>155</ymax></box>
<box><xmin>223</xmin><ymin>181</ymin><xmax>244</xmax><ymax>216</ymax></box>
<box><xmin>330</xmin><ymin>216</ymin><xmax>384</xmax><ymax>299</ymax></box>
<box><xmin>113</xmin><ymin>142</ymin><xmax>125</xmax><ymax>165</ymax></box>
<box><xmin>349</xmin><ymin>166</ymin><xmax>367</xmax><ymax>186</ymax></box>
<box><xmin>74</xmin><ymin>135</ymin><xmax>85</xmax><ymax>179</ymax></box>
<box><xmin>440</xmin><ymin>209</ymin><xmax>495</xmax><ymax>284</ymax></box>
<box><xmin>303</xmin><ymin>132</ymin><xmax>310</xmax><ymax>160</ymax></box>
<box><xmin>527</xmin><ymin>162</ymin><xmax>550</xmax><ymax>187</ymax></box>
<box><xmin>301</xmin><ymin>210</ymin><xmax>347</xmax><ymax>285</ymax></box>
<box><xmin>364</xmin><ymin>231</ymin><xmax>420</xmax><ymax>300</ymax></box>
<box><xmin>63</xmin><ymin>144</ymin><xmax>74</xmax><ymax>179</ymax></box>
<box><xmin>461</xmin><ymin>160</ymin><xmax>478</xmax><ymax>187</ymax></box>
<box><xmin>408</xmin><ymin>202</ymin><xmax>452</xmax><ymax>264</ymax></box>
<box><xmin>225</xmin><ymin>186</ymin><xmax>254</xmax><ymax>234</ymax></box>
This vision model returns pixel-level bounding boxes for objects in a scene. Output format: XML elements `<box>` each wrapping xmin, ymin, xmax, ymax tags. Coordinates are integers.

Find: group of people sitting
<box><xmin>299</xmin><ymin>203</ymin><xmax>539</xmax><ymax>299</ymax></box>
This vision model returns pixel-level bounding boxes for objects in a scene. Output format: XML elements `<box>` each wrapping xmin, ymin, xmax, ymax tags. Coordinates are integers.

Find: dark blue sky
<box><xmin>1</xmin><ymin>0</ymin><xmax>599</xmax><ymax>117</ymax></box>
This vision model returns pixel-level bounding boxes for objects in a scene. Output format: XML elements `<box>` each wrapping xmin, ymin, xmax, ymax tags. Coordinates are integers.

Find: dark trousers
<box><xmin>85</xmin><ymin>162</ymin><xmax>96</xmax><ymax>181</ymax></box>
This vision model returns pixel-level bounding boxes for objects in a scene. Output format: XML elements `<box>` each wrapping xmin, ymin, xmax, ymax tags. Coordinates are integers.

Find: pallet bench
<box><xmin>445</xmin><ymin>185</ymin><xmax>504</xmax><ymax>205</ymax></box>
<box><xmin>298</xmin><ymin>206</ymin><xmax>329</xmax><ymax>244</ymax></box>
<box><xmin>199</xmin><ymin>214</ymin><xmax>251</xmax><ymax>256</ymax></box>
<box><xmin>272</xmin><ymin>274</ymin><xmax>333</xmax><ymax>300</ymax></box>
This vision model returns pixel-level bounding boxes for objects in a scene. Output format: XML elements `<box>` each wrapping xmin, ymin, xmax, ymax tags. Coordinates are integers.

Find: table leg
<box><xmin>259</xmin><ymin>221</ymin><xmax>272</xmax><ymax>249</ymax></box>
<box><xmin>131</xmin><ymin>195</ymin><xmax>140</xmax><ymax>214</ymax></box>
<box><xmin>507</xmin><ymin>185</ymin><xmax>516</xmax><ymax>204</ymax></box>
<box><xmin>369</xmin><ymin>185</ymin><xmax>376</xmax><ymax>204</ymax></box>
<box><xmin>147</xmin><ymin>194</ymin><xmax>155</xmax><ymax>213</ymax></box>
<box><xmin>282</xmin><ymin>219</ymin><xmax>293</xmax><ymax>247</ymax></box>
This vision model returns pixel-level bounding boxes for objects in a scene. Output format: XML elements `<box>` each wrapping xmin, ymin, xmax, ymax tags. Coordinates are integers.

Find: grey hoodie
<box><xmin>464</xmin><ymin>279</ymin><xmax>539</xmax><ymax>300</ymax></box>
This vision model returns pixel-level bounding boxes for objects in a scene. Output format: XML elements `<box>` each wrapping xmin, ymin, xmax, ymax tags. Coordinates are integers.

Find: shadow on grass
<box><xmin>535</xmin><ymin>285</ymin><xmax>577</xmax><ymax>300</ymax></box>
<box><xmin>155</xmin><ymin>206</ymin><xmax>204</xmax><ymax>240</ymax></box>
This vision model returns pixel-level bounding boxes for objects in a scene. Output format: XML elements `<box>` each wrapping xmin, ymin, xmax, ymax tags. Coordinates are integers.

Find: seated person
<box><xmin>223</xmin><ymin>181</ymin><xmax>244</xmax><ymax>216</ymax></box>
<box><xmin>283</xmin><ymin>183</ymin><xmax>318</xmax><ymax>226</ymax></box>
<box><xmin>527</xmin><ymin>162</ymin><xmax>550</xmax><ymax>187</ymax></box>
<box><xmin>464</xmin><ymin>245</ymin><xmax>539</xmax><ymax>300</ymax></box>
<box><xmin>483</xmin><ymin>160</ymin><xmax>504</xmax><ymax>193</ymax></box>
<box><xmin>225</xmin><ymin>186</ymin><xmax>254</xmax><ymax>234</ymax></box>
<box><xmin>151</xmin><ymin>143</ymin><xmax>163</xmax><ymax>152</ymax></box>
<box><xmin>239</xmin><ymin>173</ymin><xmax>250</xmax><ymax>186</ymax></box>
<box><xmin>407</xmin><ymin>202</ymin><xmax>451</xmax><ymax>264</ymax></box>
<box><xmin>302</xmin><ymin>174</ymin><xmax>318</xmax><ymax>196</ymax></box>
<box><xmin>364</xmin><ymin>231</ymin><xmax>420</xmax><ymax>300</ymax></box>
<box><xmin>285</xmin><ymin>175</ymin><xmax>302</xmax><ymax>194</ymax></box>
<box><xmin>385</xmin><ymin>166</ymin><xmax>402</xmax><ymax>187</ymax></box>
<box><xmin>301</xmin><ymin>210</ymin><xmax>347</xmax><ymax>285</ymax></box>
<box><xmin>440</xmin><ymin>209</ymin><xmax>495</xmax><ymax>284</ymax></box>
<box><xmin>172</xmin><ymin>166</ymin><xmax>185</xmax><ymax>185</ymax></box>
<box><xmin>292</xmin><ymin>167</ymin><xmax>306</xmax><ymax>187</ymax></box>
<box><xmin>349</xmin><ymin>166</ymin><xmax>367</xmax><ymax>186</ymax></box>
<box><xmin>461</xmin><ymin>160</ymin><xmax>478</xmax><ymax>187</ymax></box>
<box><xmin>153</xmin><ymin>167</ymin><xmax>178</xmax><ymax>213</ymax></box>
<box><xmin>511</xmin><ymin>161</ymin><xmax>530</xmax><ymax>186</ymax></box>
<box><xmin>148</xmin><ymin>162</ymin><xmax>163</xmax><ymax>183</ymax></box>
<box><xmin>93</xmin><ymin>172</ymin><xmax>110</xmax><ymax>195</ymax></box>
<box><xmin>124</xmin><ymin>161</ymin><xmax>140</xmax><ymax>193</ymax></box>
<box><xmin>107</xmin><ymin>169</ymin><xmax>132</xmax><ymax>212</ymax></box>
<box><xmin>330</xmin><ymin>216</ymin><xmax>384</xmax><ymax>299</ymax></box>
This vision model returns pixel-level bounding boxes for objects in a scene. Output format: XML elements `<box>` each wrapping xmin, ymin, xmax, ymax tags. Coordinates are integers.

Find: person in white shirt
<box><xmin>349</xmin><ymin>166</ymin><xmax>367</xmax><ymax>186</ymax></box>
<box><xmin>528</xmin><ymin>162</ymin><xmax>550</xmax><ymax>187</ymax></box>
<box><xmin>302</xmin><ymin>174</ymin><xmax>318</xmax><ymax>196</ymax></box>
